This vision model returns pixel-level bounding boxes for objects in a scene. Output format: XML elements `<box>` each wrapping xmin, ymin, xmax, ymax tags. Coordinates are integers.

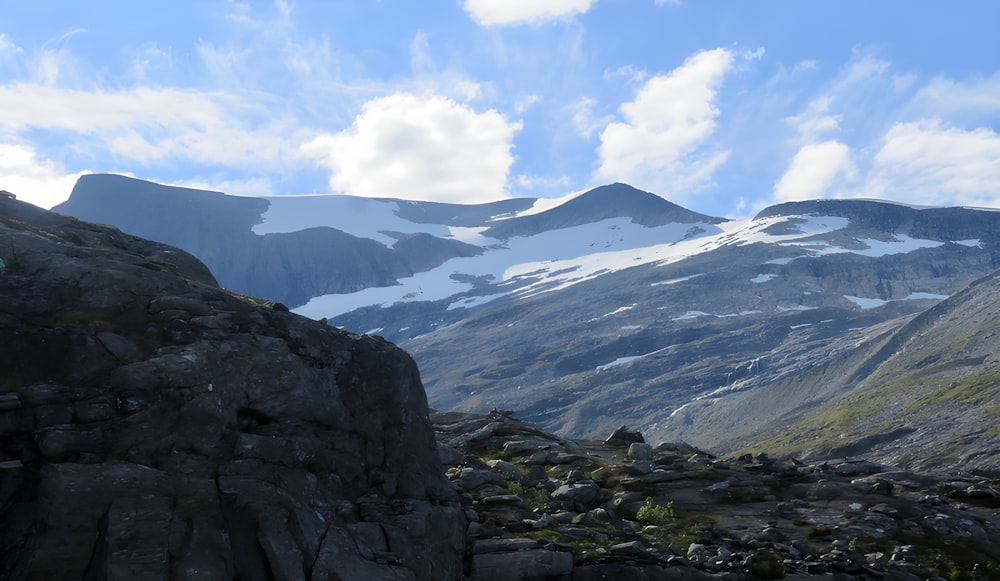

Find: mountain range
<box><xmin>54</xmin><ymin>174</ymin><xmax>1000</xmax><ymax>473</ymax></box>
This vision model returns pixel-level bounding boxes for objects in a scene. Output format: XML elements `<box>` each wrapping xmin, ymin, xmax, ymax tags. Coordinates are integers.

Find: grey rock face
<box><xmin>0</xmin><ymin>196</ymin><xmax>463</xmax><ymax>580</ymax></box>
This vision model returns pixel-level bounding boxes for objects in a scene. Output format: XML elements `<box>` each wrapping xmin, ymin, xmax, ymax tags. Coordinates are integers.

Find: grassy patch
<box><xmin>903</xmin><ymin>367</ymin><xmax>1000</xmax><ymax>415</ymax></box>
<box><xmin>985</xmin><ymin>406</ymin><xmax>1000</xmax><ymax>437</ymax></box>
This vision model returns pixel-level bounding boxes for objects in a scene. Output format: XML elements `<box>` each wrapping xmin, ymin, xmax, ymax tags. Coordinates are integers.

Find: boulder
<box><xmin>605</xmin><ymin>425</ymin><xmax>645</xmax><ymax>447</ymax></box>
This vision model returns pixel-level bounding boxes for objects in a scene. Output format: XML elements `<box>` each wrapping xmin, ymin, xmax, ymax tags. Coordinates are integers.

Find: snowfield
<box><xmin>289</xmin><ymin>207</ymin><xmax>960</xmax><ymax>321</ymax></box>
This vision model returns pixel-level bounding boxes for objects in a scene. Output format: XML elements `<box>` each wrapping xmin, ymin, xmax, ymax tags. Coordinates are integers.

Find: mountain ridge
<box><xmin>51</xmin><ymin>174</ymin><xmax>1000</xmax><ymax>473</ymax></box>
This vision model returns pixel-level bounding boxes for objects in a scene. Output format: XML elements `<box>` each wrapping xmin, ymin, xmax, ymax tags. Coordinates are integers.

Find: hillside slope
<box><xmin>731</xmin><ymin>267</ymin><xmax>1000</xmax><ymax>473</ymax></box>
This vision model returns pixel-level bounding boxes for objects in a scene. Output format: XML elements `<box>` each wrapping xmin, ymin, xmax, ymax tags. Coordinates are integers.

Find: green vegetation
<box><xmin>903</xmin><ymin>367</ymin><xmax>1000</xmax><ymax>416</ymax></box>
<box><xmin>985</xmin><ymin>405</ymin><xmax>1000</xmax><ymax>437</ymax></box>
<box><xmin>507</xmin><ymin>481</ymin><xmax>552</xmax><ymax>513</ymax></box>
<box><xmin>636</xmin><ymin>497</ymin><xmax>674</xmax><ymax>526</ymax></box>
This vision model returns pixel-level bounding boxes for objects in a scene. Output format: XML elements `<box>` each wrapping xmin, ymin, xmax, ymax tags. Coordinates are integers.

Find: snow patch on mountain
<box><xmin>291</xmin><ymin>209</ymin><xmax>961</xmax><ymax>321</ymax></box>
<box><xmin>251</xmin><ymin>194</ymin><xmax>453</xmax><ymax>246</ymax></box>
<box><xmin>599</xmin><ymin>305</ymin><xmax>637</xmax><ymax>318</ymax></box>
<box><xmin>652</xmin><ymin>274</ymin><xmax>704</xmax><ymax>286</ymax></box>
<box><xmin>296</xmin><ymin>217</ymin><xmax>708</xmax><ymax>319</ymax></box>
<box><xmin>845</xmin><ymin>291</ymin><xmax>950</xmax><ymax>309</ymax></box>
<box><xmin>906</xmin><ymin>292</ymin><xmax>950</xmax><ymax>300</ymax></box>
<box><xmin>596</xmin><ymin>345</ymin><xmax>674</xmax><ymax>371</ymax></box>
<box><xmin>671</xmin><ymin>310</ymin><xmax>762</xmax><ymax>321</ymax></box>
<box><xmin>500</xmin><ymin>188</ymin><xmax>588</xmax><ymax>219</ymax></box>
<box><xmin>845</xmin><ymin>295</ymin><xmax>887</xmax><ymax>309</ymax></box>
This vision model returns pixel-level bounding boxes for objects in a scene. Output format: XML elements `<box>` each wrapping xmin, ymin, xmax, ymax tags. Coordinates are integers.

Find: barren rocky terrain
<box><xmin>436</xmin><ymin>410</ymin><xmax>1000</xmax><ymax>580</ymax></box>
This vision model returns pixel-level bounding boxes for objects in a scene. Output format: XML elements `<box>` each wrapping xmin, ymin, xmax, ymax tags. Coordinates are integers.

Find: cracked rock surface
<box><xmin>0</xmin><ymin>196</ymin><xmax>464</xmax><ymax>580</ymax></box>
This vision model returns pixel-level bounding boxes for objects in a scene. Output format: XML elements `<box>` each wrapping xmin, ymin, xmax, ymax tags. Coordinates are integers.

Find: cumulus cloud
<box><xmin>773</xmin><ymin>141</ymin><xmax>855</xmax><ymax>202</ymax></box>
<box><xmin>863</xmin><ymin>119</ymin><xmax>1000</xmax><ymax>207</ymax></box>
<box><xmin>0</xmin><ymin>143</ymin><xmax>89</xmax><ymax>209</ymax></box>
<box><xmin>462</xmin><ymin>0</ymin><xmax>596</xmax><ymax>26</ymax></box>
<box><xmin>594</xmin><ymin>48</ymin><xmax>734</xmax><ymax>199</ymax></box>
<box><xmin>301</xmin><ymin>92</ymin><xmax>522</xmax><ymax>203</ymax></box>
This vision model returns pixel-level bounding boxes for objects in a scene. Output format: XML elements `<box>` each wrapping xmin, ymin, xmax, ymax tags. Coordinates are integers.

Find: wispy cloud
<box><xmin>904</xmin><ymin>73</ymin><xmax>1000</xmax><ymax>123</ymax></box>
<box><xmin>462</xmin><ymin>0</ymin><xmax>596</xmax><ymax>26</ymax></box>
<box><xmin>569</xmin><ymin>96</ymin><xmax>613</xmax><ymax>138</ymax></box>
<box><xmin>301</xmin><ymin>92</ymin><xmax>522</xmax><ymax>203</ymax></box>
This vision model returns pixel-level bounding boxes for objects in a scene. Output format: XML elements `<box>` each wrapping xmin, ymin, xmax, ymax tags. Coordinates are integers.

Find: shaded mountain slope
<box><xmin>729</xmin><ymin>267</ymin><xmax>1000</xmax><ymax>473</ymax></box>
<box><xmin>54</xmin><ymin>174</ymin><xmax>486</xmax><ymax>307</ymax></box>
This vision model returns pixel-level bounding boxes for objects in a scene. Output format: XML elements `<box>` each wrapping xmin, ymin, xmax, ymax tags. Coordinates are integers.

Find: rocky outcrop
<box><xmin>0</xmin><ymin>196</ymin><xmax>463</xmax><ymax>580</ymax></box>
<box><xmin>434</xmin><ymin>411</ymin><xmax>1000</xmax><ymax>580</ymax></box>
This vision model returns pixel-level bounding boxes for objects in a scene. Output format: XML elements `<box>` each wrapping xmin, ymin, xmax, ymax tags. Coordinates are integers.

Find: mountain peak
<box><xmin>484</xmin><ymin>183</ymin><xmax>724</xmax><ymax>239</ymax></box>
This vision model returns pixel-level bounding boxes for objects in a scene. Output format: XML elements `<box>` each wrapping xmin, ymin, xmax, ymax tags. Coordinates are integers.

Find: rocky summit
<box><xmin>436</xmin><ymin>410</ymin><xmax>1000</xmax><ymax>580</ymax></box>
<box><xmin>0</xmin><ymin>195</ymin><xmax>463</xmax><ymax>579</ymax></box>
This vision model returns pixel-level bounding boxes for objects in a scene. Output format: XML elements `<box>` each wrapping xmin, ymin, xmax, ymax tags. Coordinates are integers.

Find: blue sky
<box><xmin>1</xmin><ymin>1</ymin><xmax>998</xmax><ymax>216</ymax></box>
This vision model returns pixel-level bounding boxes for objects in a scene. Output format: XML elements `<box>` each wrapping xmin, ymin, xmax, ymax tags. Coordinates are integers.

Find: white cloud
<box><xmin>462</xmin><ymin>0</ymin><xmax>596</xmax><ymax>26</ymax></box>
<box><xmin>773</xmin><ymin>141</ymin><xmax>855</xmax><ymax>202</ymax></box>
<box><xmin>0</xmin><ymin>83</ymin><xmax>298</xmax><ymax>168</ymax></box>
<box><xmin>594</xmin><ymin>48</ymin><xmax>734</xmax><ymax>199</ymax></box>
<box><xmin>301</xmin><ymin>92</ymin><xmax>522</xmax><ymax>203</ymax></box>
<box><xmin>863</xmin><ymin>119</ymin><xmax>1000</xmax><ymax>207</ymax></box>
<box><xmin>0</xmin><ymin>143</ymin><xmax>89</xmax><ymax>209</ymax></box>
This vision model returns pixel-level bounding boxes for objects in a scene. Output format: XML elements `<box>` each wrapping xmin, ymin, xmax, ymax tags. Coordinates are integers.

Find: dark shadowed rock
<box><xmin>0</xmin><ymin>196</ymin><xmax>463</xmax><ymax>580</ymax></box>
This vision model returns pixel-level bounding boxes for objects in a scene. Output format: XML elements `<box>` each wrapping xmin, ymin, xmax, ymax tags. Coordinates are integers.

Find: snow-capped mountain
<box><xmin>54</xmin><ymin>174</ymin><xmax>1000</xmax><ymax>470</ymax></box>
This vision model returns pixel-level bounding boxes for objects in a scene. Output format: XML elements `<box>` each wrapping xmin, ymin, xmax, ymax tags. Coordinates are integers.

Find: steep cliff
<box><xmin>0</xmin><ymin>195</ymin><xmax>464</xmax><ymax>580</ymax></box>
